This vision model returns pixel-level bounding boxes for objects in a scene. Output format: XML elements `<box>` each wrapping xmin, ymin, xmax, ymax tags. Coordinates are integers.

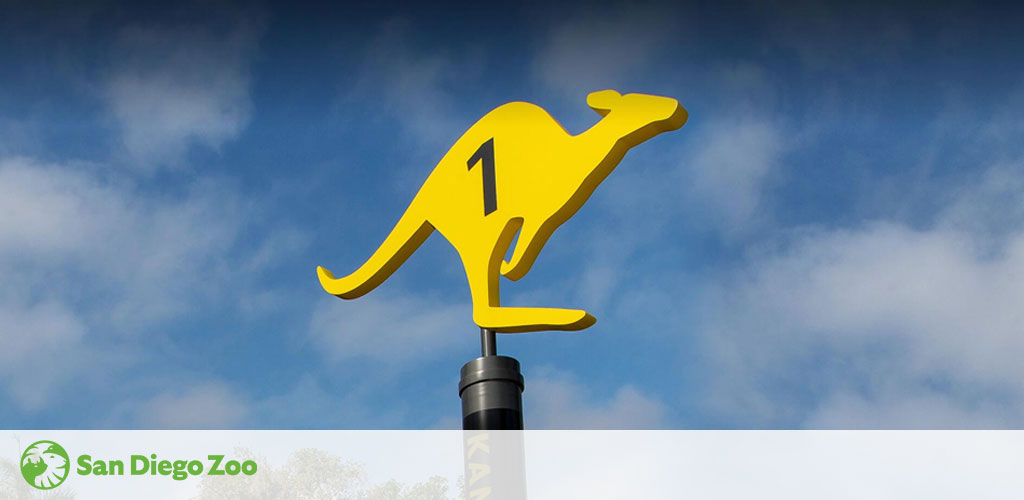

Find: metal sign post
<box><xmin>461</xmin><ymin>328</ymin><xmax>528</xmax><ymax>500</ymax></box>
<box><xmin>459</xmin><ymin>328</ymin><xmax>524</xmax><ymax>430</ymax></box>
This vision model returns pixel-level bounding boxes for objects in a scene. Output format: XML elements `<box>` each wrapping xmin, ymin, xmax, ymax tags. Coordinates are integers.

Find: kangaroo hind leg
<box><xmin>463</xmin><ymin>220</ymin><xmax>596</xmax><ymax>333</ymax></box>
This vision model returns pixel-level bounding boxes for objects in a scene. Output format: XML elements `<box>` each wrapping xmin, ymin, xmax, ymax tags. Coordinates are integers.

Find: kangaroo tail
<box><xmin>317</xmin><ymin>205</ymin><xmax>434</xmax><ymax>299</ymax></box>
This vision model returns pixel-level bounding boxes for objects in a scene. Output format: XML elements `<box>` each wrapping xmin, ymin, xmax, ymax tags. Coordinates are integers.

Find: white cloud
<box><xmin>0</xmin><ymin>159</ymin><xmax>128</xmax><ymax>256</ymax></box>
<box><xmin>0</xmin><ymin>300</ymin><xmax>86</xmax><ymax>411</ymax></box>
<box><xmin>532</xmin><ymin>6</ymin><xmax>676</xmax><ymax>96</ymax></box>
<box><xmin>254</xmin><ymin>375</ymin><xmax>410</xmax><ymax>429</ymax></box>
<box><xmin>0</xmin><ymin>157</ymin><xmax>283</xmax><ymax>412</ymax></box>
<box><xmin>0</xmin><ymin>158</ymin><xmax>244</xmax><ymax>328</ymax></box>
<box><xmin>980</xmin><ymin>80</ymin><xmax>1024</xmax><ymax>149</ymax></box>
<box><xmin>309</xmin><ymin>292</ymin><xmax>468</xmax><ymax>365</ymax></box>
<box><xmin>105</xmin><ymin>20</ymin><xmax>262</xmax><ymax>169</ymax></box>
<box><xmin>807</xmin><ymin>391</ymin><xmax>1017</xmax><ymax>429</ymax></box>
<box><xmin>939</xmin><ymin>164</ymin><xmax>1024</xmax><ymax>244</ymax></box>
<box><xmin>697</xmin><ymin>161</ymin><xmax>1024</xmax><ymax>427</ymax></box>
<box><xmin>684</xmin><ymin>117</ymin><xmax>785</xmax><ymax>235</ymax></box>
<box><xmin>525</xmin><ymin>369</ymin><xmax>667</xmax><ymax>429</ymax></box>
<box><xmin>347</xmin><ymin>19</ymin><xmax>478</xmax><ymax>154</ymax></box>
<box><xmin>550</xmin><ymin>114</ymin><xmax>784</xmax><ymax>315</ymax></box>
<box><xmin>135</xmin><ymin>382</ymin><xmax>249</xmax><ymax>429</ymax></box>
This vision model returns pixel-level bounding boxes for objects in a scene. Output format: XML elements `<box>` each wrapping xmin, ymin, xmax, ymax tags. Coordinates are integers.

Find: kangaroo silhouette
<box><xmin>318</xmin><ymin>90</ymin><xmax>687</xmax><ymax>333</ymax></box>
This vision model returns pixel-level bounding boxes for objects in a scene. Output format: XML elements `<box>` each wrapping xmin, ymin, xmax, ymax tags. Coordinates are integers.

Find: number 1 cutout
<box><xmin>467</xmin><ymin>138</ymin><xmax>497</xmax><ymax>215</ymax></box>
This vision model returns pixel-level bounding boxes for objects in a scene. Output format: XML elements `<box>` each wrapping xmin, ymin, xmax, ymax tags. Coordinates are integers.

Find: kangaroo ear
<box><xmin>587</xmin><ymin>89</ymin><xmax>621</xmax><ymax>116</ymax></box>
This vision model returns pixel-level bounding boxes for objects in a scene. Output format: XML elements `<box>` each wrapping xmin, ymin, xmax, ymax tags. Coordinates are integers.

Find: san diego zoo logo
<box><xmin>21</xmin><ymin>440</ymin><xmax>70</xmax><ymax>490</ymax></box>
<box><xmin>19</xmin><ymin>439</ymin><xmax>258</xmax><ymax>490</ymax></box>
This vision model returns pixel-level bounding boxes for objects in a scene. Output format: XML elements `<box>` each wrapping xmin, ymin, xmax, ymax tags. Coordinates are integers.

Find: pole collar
<box><xmin>458</xmin><ymin>355</ymin><xmax>525</xmax><ymax>396</ymax></box>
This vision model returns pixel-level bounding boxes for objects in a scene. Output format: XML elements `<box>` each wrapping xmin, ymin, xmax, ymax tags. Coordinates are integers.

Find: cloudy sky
<box><xmin>2</xmin><ymin>1</ymin><xmax>1023</xmax><ymax>429</ymax></box>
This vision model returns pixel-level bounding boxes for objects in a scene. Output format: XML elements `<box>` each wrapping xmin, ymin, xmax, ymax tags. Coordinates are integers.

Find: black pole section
<box><xmin>459</xmin><ymin>328</ymin><xmax>524</xmax><ymax>430</ymax></box>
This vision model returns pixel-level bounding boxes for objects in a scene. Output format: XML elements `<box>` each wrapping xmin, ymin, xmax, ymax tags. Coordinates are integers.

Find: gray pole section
<box><xmin>459</xmin><ymin>328</ymin><xmax>524</xmax><ymax>430</ymax></box>
<box><xmin>481</xmin><ymin>328</ymin><xmax>497</xmax><ymax>357</ymax></box>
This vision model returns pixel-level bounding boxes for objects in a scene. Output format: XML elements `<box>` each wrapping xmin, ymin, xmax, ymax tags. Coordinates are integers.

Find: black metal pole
<box><xmin>460</xmin><ymin>327</ymin><xmax>528</xmax><ymax>499</ymax></box>
<box><xmin>459</xmin><ymin>328</ymin><xmax>524</xmax><ymax>430</ymax></box>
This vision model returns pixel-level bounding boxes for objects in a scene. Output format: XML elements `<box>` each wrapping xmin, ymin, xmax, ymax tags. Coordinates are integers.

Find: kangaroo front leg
<box><xmin>478</xmin><ymin>306</ymin><xmax>596</xmax><ymax>333</ymax></box>
<box><xmin>463</xmin><ymin>253</ymin><xmax>595</xmax><ymax>333</ymax></box>
<box><xmin>460</xmin><ymin>221</ymin><xmax>596</xmax><ymax>333</ymax></box>
<box><xmin>500</xmin><ymin>220</ymin><xmax>554</xmax><ymax>281</ymax></box>
<box><xmin>468</xmin><ymin>261</ymin><xmax>596</xmax><ymax>332</ymax></box>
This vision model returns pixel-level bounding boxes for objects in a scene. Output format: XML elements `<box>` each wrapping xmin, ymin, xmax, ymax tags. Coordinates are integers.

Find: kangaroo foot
<box><xmin>474</xmin><ymin>306</ymin><xmax>596</xmax><ymax>333</ymax></box>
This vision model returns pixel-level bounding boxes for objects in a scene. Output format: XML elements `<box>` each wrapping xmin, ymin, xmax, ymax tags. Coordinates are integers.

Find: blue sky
<box><xmin>2</xmin><ymin>1</ymin><xmax>1024</xmax><ymax>429</ymax></box>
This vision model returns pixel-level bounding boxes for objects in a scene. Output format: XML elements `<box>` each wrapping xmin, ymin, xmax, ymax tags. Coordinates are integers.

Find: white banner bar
<box><xmin>3</xmin><ymin>431</ymin><xmax>1021</xmax><ymax>499</ymax></box>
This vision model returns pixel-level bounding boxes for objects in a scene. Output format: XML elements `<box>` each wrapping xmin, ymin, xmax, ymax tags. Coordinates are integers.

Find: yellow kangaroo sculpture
<box><xmin>318</xmin><ymin>90</ymin><xmax>687</xmax><ymax>333</ymax></box>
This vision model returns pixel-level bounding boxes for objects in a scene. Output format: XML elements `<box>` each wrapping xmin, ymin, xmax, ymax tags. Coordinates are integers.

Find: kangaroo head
<box><xmin>586</xmin><ymin>89</ymin><xmax>688</xmax><ymax>142</ymax></box>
